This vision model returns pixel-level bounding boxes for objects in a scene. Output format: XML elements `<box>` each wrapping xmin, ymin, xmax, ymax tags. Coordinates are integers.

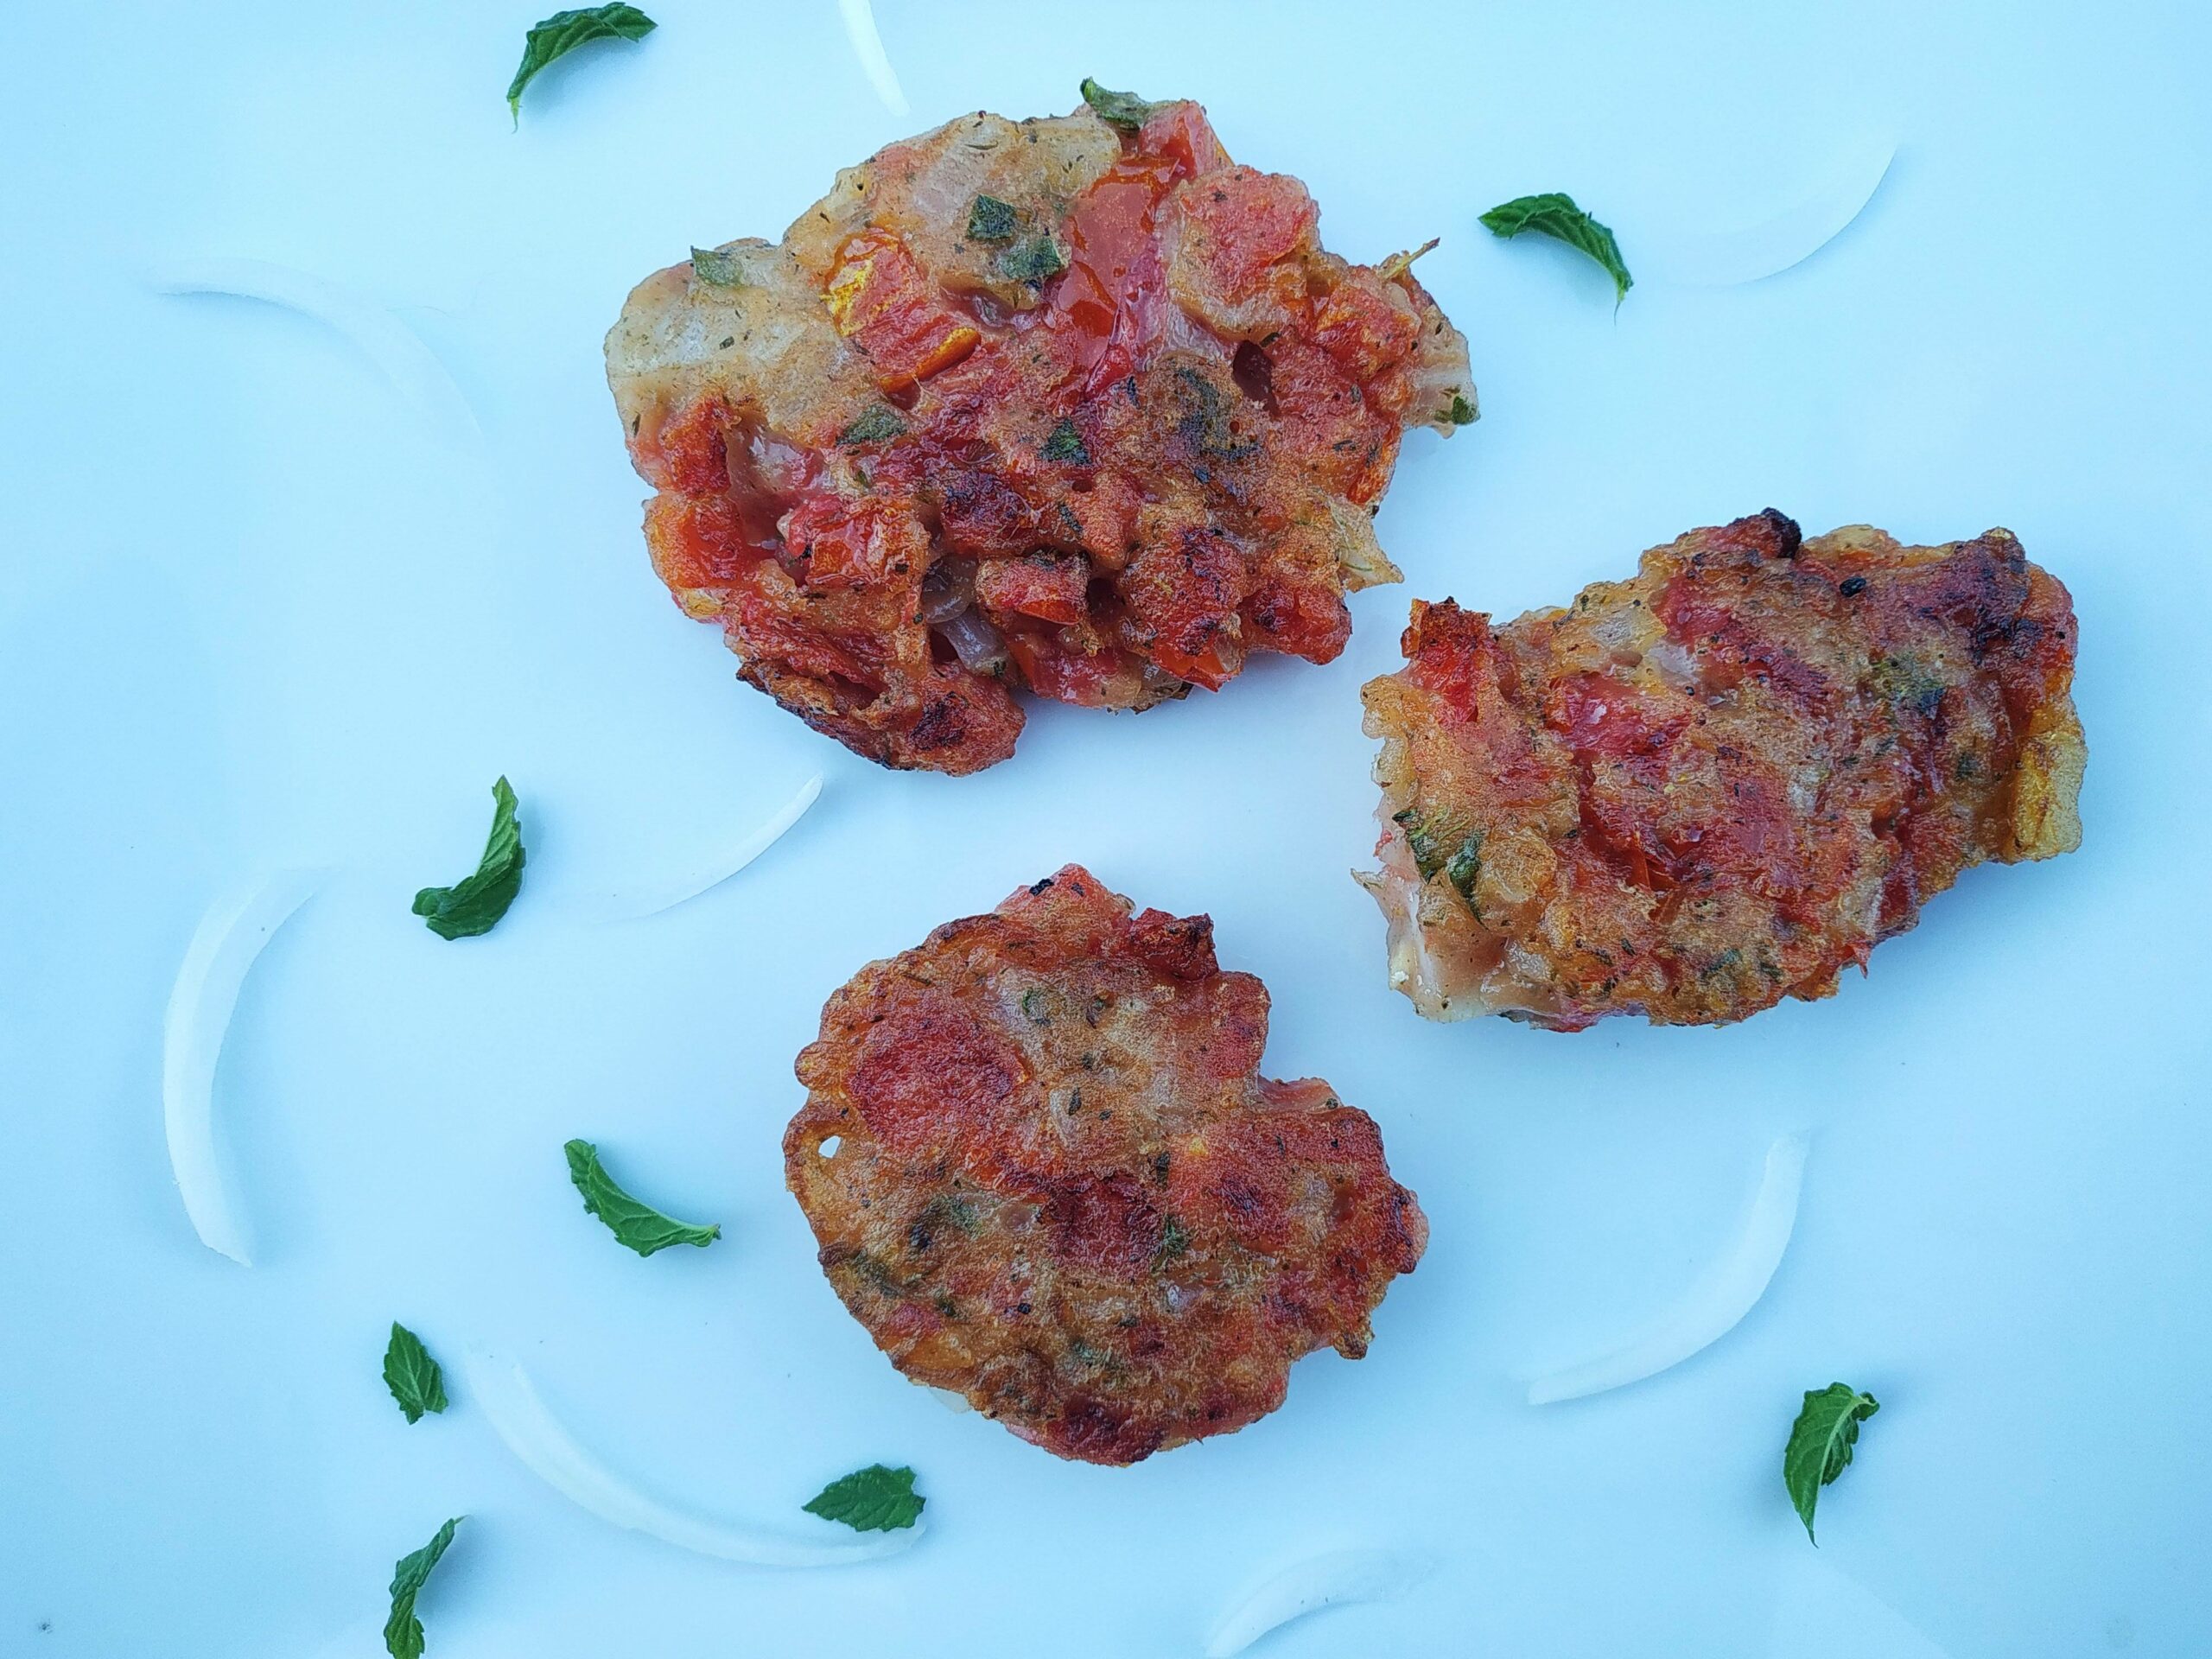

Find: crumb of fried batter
<box><xmin>1360</xmin><ymin>510</ymin><xmax>2086</xmax><ymax>1029</ymax></box>
<box><xmin>607</xmin><ymin>92</ymin><xmax>1473</xmax><ymax>774</ymax></box>
<box><xmin>785</xmin><ymin>865</ymin><xmax>1427</xmax><ymax>1464</ymax></box>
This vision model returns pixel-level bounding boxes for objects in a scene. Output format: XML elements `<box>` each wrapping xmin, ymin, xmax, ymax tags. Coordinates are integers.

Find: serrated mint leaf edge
<box><xmin>563</xmin><ymin>1138</ymin><xmax>721</xmax><ymax>1257</ymax></box>
<box><xmin>802</xmin><ymin>1463</ymin><xmax>925</xmax><ymax>1533</ymax></box>
<box><xmin>412</xmin><ymin>776</ymin><xmax>526</xmax><ymax>940</ymax></box>
<box><xmin>1479</xmin><ymin>191</ymin><xmax>1633</xmax><ymax>303</ymax></box>
<box><xmin>382</xmin><ymin>1324</ymin><xmax>448</xmax><ymax>1425</ymax></box>
<box><xmin>1783</xmin><ymin>1382</ymin><xmax>1880</xmax><ymax>1543</ymax></box>
<box><xmin>384</xmin><ymin>1516</ymin><xmax>464</xmax><ymax>1659</ymax></box>
<box><xmin>507</xmin><ymin>3</ymin><xmax>658</xmax><ymax>124</ymax></box>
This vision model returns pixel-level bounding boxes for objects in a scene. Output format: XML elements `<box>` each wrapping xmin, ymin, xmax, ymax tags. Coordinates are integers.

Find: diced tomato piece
<box><xmin>976</xmin><ymin>553</ymin><xmax>1090</xmax><ymax>625</ymax></box>
<box><xmin>1311</xmin><ymin>272</ymin><xmax>1421</xmax><ymax>382</ymax></box>
<box><xmin>635</xmin><ymin>395</ymin><xmax>730</xmax><ymax>494</ymax></box>
<box><xmin>1403</xmin><ymin>601</ymin><xmax>1497</xmax><ymax>724</ymax></box>
<box><xmin>1243</xmin><ymin>575</ymin><xmax>1351</xmax><ymax>665</ymax></box>
<box><xmin>644</xmin><ymin>492</ymin><xmax>763</xmax><ymax>616</ymax></box>
<box><xmin>1135</xmin><ymin>100</ymin><xmax>1231</xmax><ymax>181</ymax></box>
<box><xmin>779</xmin><ymin>493</ymin><xmax>926</xmax><ymax>593</ymax></box>
<box><xmin>1173</xmin><ymin>166</ymin><xmax>1317</xmax><ymax>303</ymax></box>
<box><xmin>824</xmin><ymin>234</ymin><xmax>981</xmax><ymax>389</ymax></box>
<box><xmin>1123</xmin><ymin>526</ymin><xmax>1249</xmax><ymax>690</ymax></box>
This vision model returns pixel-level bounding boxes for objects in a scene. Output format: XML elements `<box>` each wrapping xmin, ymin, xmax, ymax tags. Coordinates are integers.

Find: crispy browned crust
<box><xmin>785</xmin><ymin>866</ymin><xmax>1427</xmax><ymax>1464</ymax></box>
<box><xmin>1361</xmin><ymin>511</ymin><xmax>2086</xmax><ymax>1028</ymax></box>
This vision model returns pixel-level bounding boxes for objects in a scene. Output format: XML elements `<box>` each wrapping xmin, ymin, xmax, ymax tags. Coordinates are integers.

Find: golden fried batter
<box><xmin>785</xmin><ymin>866</ymin><xmax>1427</xmax><ymax>1464</ymax></box>
<box><xmin>1361</xmin><ymin>511</ymin><xmax>2086</xmax><ymax>1029</ymax></box>
<box><xmin>607</xmin><ymin>85</ymin><xmax>1471</xmax><ymax>773</ymax></box>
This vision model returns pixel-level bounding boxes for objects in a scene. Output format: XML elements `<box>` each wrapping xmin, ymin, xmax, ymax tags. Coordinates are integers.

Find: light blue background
<box><xmin>4</xmin><ymin>3</ymin><xmax>2208</xmax><ymax>1655</ymax></box>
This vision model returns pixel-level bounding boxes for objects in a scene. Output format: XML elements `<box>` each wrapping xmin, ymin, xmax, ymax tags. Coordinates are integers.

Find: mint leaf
<box><xmin>412</xmin><ymin>778</ymin><xmax>525</xmax><ymax>940</ymax></box>
<box><xmin>1445</xmin><ymin>392</ymin><xmax>1477</xmax><ymax>426</ymax></box>
<box><xmin>1783</xmin><ymin>1382</ymin><xmax>1880</xmax><ymax>1542</ymax></box>
<box><xmin>839</xmin><ymin>405</ymin><xmax>906</xmax><ymax>447</ymax></box>
<box><xmin>966</xmin><ymin>195</ymin><xmax>1020</xmax><ymax>243</ymax></box>
<box><xmin>690</xmin><ymin>245</ymin><xmax>747</xmax><ymax>288</ymax></box>
<box><xmin>1480</xmin><ymin>192</ymin><xmax>1632</xmax><ymax>304</ymax></box>
<box><xmin>507</xmin><ymin>4</ymin><xmax>657</xmax><ymax>124</ymax></box>
<box><xmin>803</xmin><ymin>1464</ymin><xmax>925</xmax><ymax>1532</ymax></box>
<box><xmin>382</xmin><ymin>1324</ymin><xmax>448</xmax><ymax>1425</ymax></box>
<box><xmin>1079</xmin><ymin>78</ymin><xmax>1160</xmax><ymax>130</ymax></box>
<box><xmin>384</xmin><ymin>1516</ymin><xmax>463</xmax><ymax>1659</ymax></box>
<box><xmin>564</xmin><ymin>1138</ymin><xmax>721</xmax><ymax>1256</ymax></box>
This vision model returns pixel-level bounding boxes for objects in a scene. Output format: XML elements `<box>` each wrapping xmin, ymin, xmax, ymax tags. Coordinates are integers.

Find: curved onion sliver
<box><xmin>1527</xmin><ymin>1134</ymin><xmax>1809</xmax><ymax>1405</ymax></box>
<box><xmin>836</xmin><ymin>0</ymin><xmax>910</xmax><ymax>116</ymax></box>
<box><xmin>151</xmin><ymin>257</ymin><xmax>484</xmax><ymax>447</ymax></box>
<box><xmin>1637</xmin><ymin>134</ymin><xmax>1895</xmax><ymax>287</ymax></box>
<box><xmin>464</xmin><ymin>1351</ymin><xmax>925</xmax><ymax>1567</ymax></box>
<box><xmin>162</xmin><ymin>869</ymin><xmax>322</xmax><ymax>1264</ymax></box>
<box><xmin>592</xmin><ymin>774</ymin><xmax>823</xmax><ymax>921</ymax></box>
<box><xmin>1204</xmin><ymin>1548</ymin><xmax>1432</xmax><ymax>1657</ymax></box>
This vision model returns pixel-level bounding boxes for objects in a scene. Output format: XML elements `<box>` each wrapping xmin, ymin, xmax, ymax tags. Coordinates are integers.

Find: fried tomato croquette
<box><xmin>607</xmin><ymin>84</ymin><xmax>1473</xmax><ymax>774</ymax></box>
<box><xmin>785</xmin><ymin>866</ymin><xmax>1427</xmax><ymax>1464</ymax></box>
<box><xmin>1360</xmin><ymin>511</ymin><xmax>2086</xmax><ymax>1029</ymax></box>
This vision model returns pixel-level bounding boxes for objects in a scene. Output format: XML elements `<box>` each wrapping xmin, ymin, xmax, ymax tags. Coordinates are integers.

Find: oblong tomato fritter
<box><xmin>785</xmin><ymin>866</ymin><xmax>1427</xmax><ymax>1464</ymax></box>
<box><xmin>607</xmin><ymin>85</ymin><xmax>1472</xmax><ymax>774</ymax></box>
<box><xmin>1361</xmin><ymin>511</ymin><xmax>2086</xmax><ymax>1029</ymax></box>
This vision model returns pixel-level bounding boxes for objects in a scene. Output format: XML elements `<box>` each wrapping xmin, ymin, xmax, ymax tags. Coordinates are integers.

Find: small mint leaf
<box><xmin>384</xmin><ymin>1516</ymin><xmax>463</xmax><ymax>1659</ymax></box>
<box><xmin>1480</xmin><ymin>192</ymin><xmax>1632</xmax><ymax>304</ymax></box>
<box><xmin>1783</xmin><ymin>1382</ymin><xmax>1880</xmax><ymax>1543</ymax></box>
<box><xmin>412</xmin><ymin>778</ymin><xmax>524</xmax><ymax>940</ymax></box>
<box><xmin>564</xmin><ymin>1139</ymin><xmax>721</xmax><ymax>1257</ymax></box>
<box><xmin>803</xmin><ymin>1464</ymin><xmax>925</xmax><ymax>1532</ymax></box>
<box><xmin>382</xmin><ymin>1324</ymin><xmax>448</xmax><ymax>1425</ymax></box>
<box><xmin>507</xmin><ymin>4</ymin><xmax>657</xmax><ymax>125</ymax></box>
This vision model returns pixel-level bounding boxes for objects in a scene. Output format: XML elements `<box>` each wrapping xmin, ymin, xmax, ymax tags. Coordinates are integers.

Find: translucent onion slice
<box><xmin>1527</xmin><ymin>1134</ymin><xmax>1809</xmax><ymax>1405</ymax></box>
<box><xmin>464</xmin><ymin>1351</ymin><xmax>925</xmax><ymax>1567</ymax></box>
<box><xmin>150</xmin><ymin>257</ymin><xmax>484</xmax><ymax>447</ymax></box>
<box><xmin>589</xmin><ymin>774</ymin><xmax>824</xmax><ymax>922</ymax></box>
<box><xmin>1637</xmin><ymin>134</ymin><xmax>1895</xmax><ymax>287</ymax></box>
<box><xmin>836</xmin><ymin>0</ymin><xmax>910</xmax><ymax>116</ymax></box>
<box><xmin>1204</xmin><ymin>1548</ymin><xmax>1433</xmax><ymax>1657</ymax></box>
<box><xmin>937</xmin><ymin>607</ymin><xmax>1009</xmax><ymax>675</ymax></box>
<box><xmin>161</xmin><ymin>869</ymin><xmax>322</xmax><ymax>1265</ymax></box>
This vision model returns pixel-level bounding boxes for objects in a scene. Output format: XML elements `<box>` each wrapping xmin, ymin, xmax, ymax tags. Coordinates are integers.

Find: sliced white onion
<box><xmin>938</xmin><ymin>607</ymin><xmax>1009</xmax><ymax>675</ymax></box>
<box><xmin>836</xmin><ymin>0</ymin><xmax>910</xmax><ymax>116</ymax></box>
<box><xmin>1637</xmin><ymin>134</ymin><xmax>1895</xmax><ymax>288</ymax></box>
<box><xmin>926</xmin><ymin>1386</ymin><xmax>972</xmax><ymax>1414</ymax></box>
<box><xmin>464</xmin><ymin>1351</ymin><xmax>925</xmax><ymax>1567</ymax></box>
<box><xmin>588</xmin><ymin>774</ymin><xmax>823</xmax><ymax>922</ymax></box>
<box><xmin>1527</xmin><ymin>1135</ymin><xmax>1809</xmax><ymax>1405</ymax></box>
<box><xmin>1204</xmin><ymin>1548</ymin><xmax>1433</xmax><ymax>1657</ymax></box>
<box><xmin>149</xmin><ymin>257</ymin><xmax>484</xmax><ymax>448</ymax></box>
<box><xmin>916</xmin><ymin>560</ymin><xmax>977</xmax><ymax>625</ymax></box>
<box><xmin>161</xmin><ymin>869</ymin><xmax>323</xmax><ymax>1265</ymax></box>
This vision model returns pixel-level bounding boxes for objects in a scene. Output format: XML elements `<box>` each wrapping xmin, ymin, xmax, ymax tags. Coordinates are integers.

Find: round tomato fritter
<box><xmin>1360</xmin><ymin>511</ymin><xmax>2086</xmax><ymax>1029</ymax></box>
<box><xmin>785</xmin><ymin>866</ymin><xmax>1427</xmax><ymax>1465</ymax></box>
<box><xmin>607</xmin><ymin>84</ymin><xmax>1473</xmax><ymax>774</ymax></box>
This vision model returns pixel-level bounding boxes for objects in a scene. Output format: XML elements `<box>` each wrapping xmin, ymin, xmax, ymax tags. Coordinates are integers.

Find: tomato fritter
<box><xmin>1360</xmin><ymin>511</ymin><xmax>2086</xmax><ymax>1029</ymax></box>
<box><xmin>785</xmin><ymin>866</ymin><xmax>1427</xmax><ymax>1464</ymax></box>
<box><xmin>607</xmin><ymin>83</ymin><xmax>1473</xmax><ymax>774</ymax></box>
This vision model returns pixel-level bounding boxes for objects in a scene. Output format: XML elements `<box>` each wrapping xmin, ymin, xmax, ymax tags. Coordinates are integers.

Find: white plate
<box><xmin>4</xmin><ymin>3</ymin><xmax>2209</xmax><ymax>1656</ymax></box>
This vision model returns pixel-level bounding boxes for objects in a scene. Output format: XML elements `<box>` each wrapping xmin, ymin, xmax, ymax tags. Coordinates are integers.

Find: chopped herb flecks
<box><xmin>996</xmin><ymin>233</ymin><xmax>1067</xmax><ymax>285</ymax></box>
<box><xmin>966</xmin><ymin>194</ymin><xmax>1020</xmax><ymax>242</ymax></box>
<box><xmin>839</xmin><ymin>406</ymin><xmax>906</xmax><ymax>447</ymax></box>
<box><xmin>1041</xmin><ymin>417</ymin><xmax>1090</xmax><ymax>465</ymax></box>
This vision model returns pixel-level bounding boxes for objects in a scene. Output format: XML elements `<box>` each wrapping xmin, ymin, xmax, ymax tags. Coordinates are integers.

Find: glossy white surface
<box><xmin>4</xmin><ymin>3</ymin><xmax>2209</xmax><ymax>1655</ymax></box>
